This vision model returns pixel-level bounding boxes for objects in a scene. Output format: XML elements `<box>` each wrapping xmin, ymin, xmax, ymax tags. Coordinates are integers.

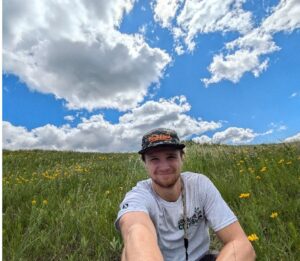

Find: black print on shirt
<box><xmin>178</xmin><ymin>207</ymin><xmax>204</xmax><ymax>230</ymax></box>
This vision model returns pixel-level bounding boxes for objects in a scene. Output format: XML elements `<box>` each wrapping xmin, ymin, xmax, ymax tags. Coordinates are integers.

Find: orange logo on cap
<box><xmin>148</xmin><ymin>134</ymin><xmax>172</xmax><ymax>143</ymax></box>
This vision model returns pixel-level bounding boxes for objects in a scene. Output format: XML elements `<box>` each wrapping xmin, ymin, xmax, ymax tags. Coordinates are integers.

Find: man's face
<box><xmin>144</xmin><ymin>147</ymin><xmax>183</xmax><ymax>189</ymax></box>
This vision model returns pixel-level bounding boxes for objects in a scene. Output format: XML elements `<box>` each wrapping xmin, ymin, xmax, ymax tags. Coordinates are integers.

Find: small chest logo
<box><xmin>178</xmin><ymin>207</ymin><xmax>204</xmax><ymax>230</ymax></box>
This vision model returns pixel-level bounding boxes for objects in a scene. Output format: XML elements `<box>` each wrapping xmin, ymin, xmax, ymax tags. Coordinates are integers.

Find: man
<box><xmin>115</xmin><ymin>128</ymin><xmax>256</xmax><ymax>261</ymax></box>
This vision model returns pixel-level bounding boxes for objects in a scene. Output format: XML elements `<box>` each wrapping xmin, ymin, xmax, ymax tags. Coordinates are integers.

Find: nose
<box><xmin>158</xmin><ymin>159</ymin><xmax>171</xmax><ymax>172</ymax></box>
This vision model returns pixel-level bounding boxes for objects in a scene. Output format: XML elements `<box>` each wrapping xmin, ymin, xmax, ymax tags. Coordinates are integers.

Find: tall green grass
<box><xmin>3</xmin><ymin>142</ymin><xmax>300</xmax><ymax>260</ymax></box>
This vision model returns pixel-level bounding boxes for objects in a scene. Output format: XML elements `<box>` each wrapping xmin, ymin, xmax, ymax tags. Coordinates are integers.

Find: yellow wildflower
<box><xmin>105</xmin><ymin>190</ymin><xmax>110</xmax><ymax>196</ymax></box>
<box><xmin>32</xmin><ymin>200</ymin><xmax>37</xmax><ymax>205</ymax></box>
<box><xmin>256</xmin><ymin>176</ymin><xmax>261</xmax><ymax>180</ymax></box>
<box><xmin>239</xmin><ymin>193</ymin><xmax>250</xmax><ymax>199</ymax></box>
<box><xmin>43</xmin><ymin>199</ymin><xmax>48</xmax><ymax>205</ymax></box>
<box><xmin>278</xmin><ymin>159</ymin><xmax>284</xmax><ymax>164</ymax></box>
<box><xmin>239</xmin><ymin>169</ymin><xmax>244</xmax><ymax>173</ymax></box>
<box><xmin>286</xmin><ymin>161</ymin><xmax>292</xmax><ymax>165</ymax></box>
<box><xmin>248</xmin><ymin>234</ymin><xmax>259</xmax><ymax>241</ymax></box>
<box><xmin>260</xmin><ymin>166</ymin><xmax>267</xmax><ymax>172</ymax></box>
<box><xmin>270</xmin><ymin>212</ymin><xmax>278</xmax><ymax>218</ymax></box>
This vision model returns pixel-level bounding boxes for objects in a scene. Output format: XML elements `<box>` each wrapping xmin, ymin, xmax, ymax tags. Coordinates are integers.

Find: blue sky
<box><xmin>2</xmin><ymin>0</ymin><xmax>300</xmax><ymax>152</ymax></box>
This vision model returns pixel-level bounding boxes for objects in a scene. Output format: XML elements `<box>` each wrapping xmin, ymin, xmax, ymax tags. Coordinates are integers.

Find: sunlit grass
<box><xmin>3</xmin><ymin>142</ymin><xmax>300</xmax><ymax>260</ymax></box>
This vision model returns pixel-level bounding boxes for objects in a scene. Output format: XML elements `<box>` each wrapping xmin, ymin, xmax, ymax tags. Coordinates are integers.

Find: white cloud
<box><xmin>290</xmin><ymin>92</ymin><xmax>299</xmax><ymax>98</ymax></box>
<box><xmin>284</xmin><ymin>132</ymin><xmax>300</xmax><ymax>142</ymax></box>
<box><xmin>176</xmin><ymin>0</ymin><xmax>253</xmax><ymax>51</ymax></box>
<box><xmin>211</xmin><ymin>127</ymin><xmax>257</xmax><ymax>144</ymax></box>
<box><xmin>154</xmin><ymin>0</ymin><xmax>298</xmax><ymax>85</ymax></box>
<box><xmin>192</xmin><ymin>135</ymin><xmax>212</xmax><ymax>144</ymax></box>
<box><xmin>277</xmin><ymin>125</ymin><xmax>287</xmax><ymax>131</ymax></box>
<box><xmin>193</xmin><ymin>126</ymin><xmax>274</xmax><ymax>145</ymax></box>
<box><xmin>174</xmin><ymin>45</ymin><xmax>185</xmax><ymax>56</ymax></box>
<box><xmin>153</xmin><ymin>0</ymin><xmax>253</xmax><ymax>52</ymax></box>
<box><xmin>261</xmin><ymin>0</ymin><xmax>300</xmax><ymax>33</ymax></box>
<box><xmin>153</xmin><ymin>0</ymin><xmax>253</xmax><ymax>51</ymax></box>
<box><xmin>3</xmin><ymin>0</ymin><xmax>171</xmax><ymax>111</ymax></box>
<box><xmin>153</xmin><ymin>0</ymin><xmax>184</xmax><ymax>28</ymax></box>
<box><xmin>202</xmin><ymin>48</ymin><xmax>272</xmax><ymax>85</ymax></box>
<box><xmin>202</xmin><ymin>28</ymin><xmax>280</xmax><ymax>84</ymax></box>
<box><xmin>269</xmin><ymin>122</ymin><xmax>287</xmax><ymax>132</ymax></box>
<box><xmin>2</xmin><ymin>96</ymin><xmax>222</xmax><ymax>152</ymax></box>
<box><xmin>202</xmin><ymin>0</ymin><xmax>300</xmax><ymax>85</ymax></box>
<box><xmin>138</xmin><ymin>24</ymin><xmax>147</xmax><ymax>35</ymax></box>
<box><xmin>64</xmin><ymin>115</ymin><xmax>75</xmax><ymax>122</ymax></box>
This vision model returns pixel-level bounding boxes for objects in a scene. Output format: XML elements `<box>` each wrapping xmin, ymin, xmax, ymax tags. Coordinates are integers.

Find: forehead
<box><xmin>144</xmin><ymin>146</ymin><xmax>180</xmax><ymax>156</ymax></box>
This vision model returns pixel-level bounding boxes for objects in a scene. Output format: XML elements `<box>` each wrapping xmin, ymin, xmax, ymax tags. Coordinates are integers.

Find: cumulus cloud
<box><xmin>202</xmin><ymin>0</ymin><xmax>300</xmax><ymax>85</ymax></box>
<box><xmin>192</xmin><ymin>135</ymin><xmax>212</xmax><ymax>144</ymax></box>
<box><xmin>3</xmin><ymin>96</ymin><xmax>222</xmax><ymax>152</ymax></box>
<box><xmin>176</xmin><ymin>0</ymin><xmax>253</xmax><ymax>51</ymax></box>
<box><xmin>284</xmin><ymin>132</ymin><xmax>300</xmax><ymax>143</ymax></box>
<box><xmin>3</xmin><ymin>0</ymin><xmax>171</xmax><ymax>111</ymax></box>
<box><xmin>154</xmin><ymin>0</ymin><xmax>300</xmax><ymax>85</ymax></box>
<box><xmin>192</xmin><ymin>127</ymin><xmax>274</xmax><ymax>145</ymax></box>
<box><xmin>202</xmin><ymin>28</ymin><xmax>281</xmax><ymax>85</ymax></box>
<box><xmin>211</xmin><ymin>127</ymin><xmax>257</xmax><ymax>144</ymax></box>
<box><xmin>261</xmin><ymin>0</ymin><xmax>300</xmax><ymax>33</ymax></box>
<box><xmin>64</xmin><ymin>115</ymin><xmax>75</xmax><ymax>122</ymax></box>
<box><xmin>154</xmin><ymin>0</ymin><xmax>253</xmax><ymax>51</ymax></box>
<box><xmin>153</xmin><ymin>0</ymin><xmax>184</xmax><ymax>28</ymax></box>
<box><xmin>202</xmin><ymin>48</ymin><xmax>270</xmax><ymax>85</ymax></box>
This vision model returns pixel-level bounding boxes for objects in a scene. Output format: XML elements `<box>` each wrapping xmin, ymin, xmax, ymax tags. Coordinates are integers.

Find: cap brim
<box><xmin>138</xmin><ymin>143</ymin><xmax>185</xmax><ymax>154</ymax></box>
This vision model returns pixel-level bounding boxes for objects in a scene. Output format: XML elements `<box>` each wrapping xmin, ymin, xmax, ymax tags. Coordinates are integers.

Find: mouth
<box><xmin>157</xmin><ymin>172</ymin><xmax>173</xmax><ymax>177</ymax></box>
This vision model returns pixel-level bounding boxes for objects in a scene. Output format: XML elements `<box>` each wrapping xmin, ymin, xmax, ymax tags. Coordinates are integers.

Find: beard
<box><xmin>152</xmin><ymin>173</ymin><xmax>181</xmax><ymax>189</ymax></box>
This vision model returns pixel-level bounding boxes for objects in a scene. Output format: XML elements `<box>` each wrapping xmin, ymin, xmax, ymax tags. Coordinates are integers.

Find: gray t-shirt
<box><xmin>115</xmin><ymin>172</ymin><xmax>237</xmax><ymax>261</ymax></box>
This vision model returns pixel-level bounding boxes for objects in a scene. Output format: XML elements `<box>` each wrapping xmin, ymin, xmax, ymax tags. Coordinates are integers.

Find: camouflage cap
<box><xmin>138</xmin><ymin>128</ymin><xmax>185</xmax><ymax>154</ymax></box>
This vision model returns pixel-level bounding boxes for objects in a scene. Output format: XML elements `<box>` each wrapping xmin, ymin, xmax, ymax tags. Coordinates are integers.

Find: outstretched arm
<box><xmin>216</xmin><ymin>221</ymin><xmax>256</xmax><ymax>261</ymax></box>
<box><xmin>119</xmin><ymin>211</ymin><xmax>164</xmax><ymax>261</ymax></box>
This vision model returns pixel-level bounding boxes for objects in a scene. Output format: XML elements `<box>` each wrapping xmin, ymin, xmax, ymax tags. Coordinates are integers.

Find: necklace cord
<box><xmin>181</xmin><ymin>177</ymin><xmax>188</xmax><ymax>261</ymax></box>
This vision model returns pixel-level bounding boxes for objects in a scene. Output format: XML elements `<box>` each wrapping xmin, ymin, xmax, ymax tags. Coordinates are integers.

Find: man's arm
<box><xmin>119</xmin><ymin>211</ymin><xmax>163</xmax><ymax>261</ymax></box>
<box><xmin>216</xmin><ymin>221</ymin><xmax>256</xmax><ymax>261</ymax></box>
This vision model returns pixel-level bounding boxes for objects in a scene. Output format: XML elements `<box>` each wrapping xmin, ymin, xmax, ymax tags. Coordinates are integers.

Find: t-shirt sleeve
<box><xmin>201</xmin><ymin>176</ymin><xmax>237</xmax><ymax>232</ymax></box>
<box><xmin>114</xmin><ymin>186</ymin><xmax>152</xmax><ymax>231</ymax></box>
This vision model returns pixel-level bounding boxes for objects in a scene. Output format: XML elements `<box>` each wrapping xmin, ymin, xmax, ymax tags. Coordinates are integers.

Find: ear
<box><xmin>180</xmin><ymin>150</ymin><xmax>185</xmax><ymax>161</ymax></box>
<box><xmin>180</xmin><ymin>156</ymin><xmax>184</xmax><ymax>166</ymax></box>
<box><xmin>142</xmin><ymin>156</ymin><xmax>148</xmax><ymax>168</ymax></box>
<box><xmin>143</xmin><ymin>161</ymin><xmax>152</xmax><ymax>177</ymax></box>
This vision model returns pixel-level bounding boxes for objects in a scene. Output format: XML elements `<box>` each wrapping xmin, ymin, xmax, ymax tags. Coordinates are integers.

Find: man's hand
<box><xmin>216</xmin><ymin>221</ymin><xmax>256</xmax><ymax>261</ymax></box>
<box><xmin>119</xmin><ymin>211</ymin><xmax>164</xmax><ymax>261</ymax></box>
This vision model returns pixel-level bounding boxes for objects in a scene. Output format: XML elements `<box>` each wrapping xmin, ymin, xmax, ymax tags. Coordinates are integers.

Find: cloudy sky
<box><xmin>3</xmin><ymin>0</ymin><xmax>300</xmax><ymax>152</ymax></box>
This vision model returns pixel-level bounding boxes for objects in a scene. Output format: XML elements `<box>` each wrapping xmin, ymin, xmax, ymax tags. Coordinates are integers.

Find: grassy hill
<box><xmin>2</xmin><ymin>142</ymin><xmax>300</xmax><ymax>260</ymax></box>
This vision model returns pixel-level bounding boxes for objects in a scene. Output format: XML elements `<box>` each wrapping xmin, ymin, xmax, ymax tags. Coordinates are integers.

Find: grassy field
<box><xmin>2</xmin><ymin>142</ymin><xmax>300</xmax><ymax>260</ymax></box>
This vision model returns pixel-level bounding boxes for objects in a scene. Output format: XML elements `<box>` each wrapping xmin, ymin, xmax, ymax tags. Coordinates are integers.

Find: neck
<box><xmin>152</xmin><ymin>177</ymin><xmax>182</xmax><ymax>202</ymax></box>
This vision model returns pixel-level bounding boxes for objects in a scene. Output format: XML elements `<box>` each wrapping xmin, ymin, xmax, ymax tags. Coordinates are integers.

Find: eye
<box><xmin>167</xmin><ymin>155</ymin><xmax>177</xmax><ymax>159</ymax></box>
<box><xmin>151</xmin><ymin>157</ymin><xmax>159</xmax><ymax>162</ymax></box>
